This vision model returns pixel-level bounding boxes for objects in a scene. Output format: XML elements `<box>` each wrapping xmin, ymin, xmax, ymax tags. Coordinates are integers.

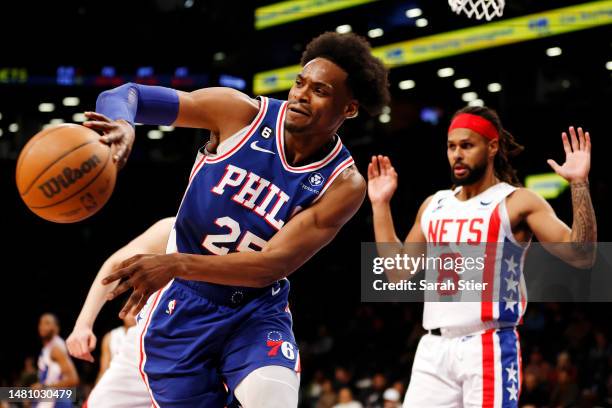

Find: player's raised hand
<box><xmin>83</xmin><ymin>111</ymin><xmax>135</xmax><ymax>169</ymax></box>
<box><xmin>66</xmin><ymin>326</ymin><xmax>97</xmax><ymax>363</ymax></box>
<box><xmin>367</xmin><ymin>155</ymin><xmax>398</xmax><ymax>205</ymax></box>
<box><xmin>547</xmin><ymin>126</ymin><xmax>591</xmax><ymax>183</ymax></box>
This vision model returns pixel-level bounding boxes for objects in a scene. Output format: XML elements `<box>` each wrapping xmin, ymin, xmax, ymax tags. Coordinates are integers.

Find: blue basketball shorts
<box><xmin>136</xmin><ymin>278</ymin><xmax>300</xmax><ymax>407</ymax></box>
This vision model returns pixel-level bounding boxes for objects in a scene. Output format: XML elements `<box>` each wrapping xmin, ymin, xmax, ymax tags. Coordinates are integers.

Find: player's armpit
<box><xmin>174</xmin><ymin>87</ymin><xmax>260</xmax><ymax>141</ymax></box>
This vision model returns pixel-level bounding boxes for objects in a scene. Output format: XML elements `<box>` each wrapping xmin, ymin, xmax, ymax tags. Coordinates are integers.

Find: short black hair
<box><xmin>301</xmin><ymin>32</ymin><xmax>390</xmax><ymax>116</ymax></box>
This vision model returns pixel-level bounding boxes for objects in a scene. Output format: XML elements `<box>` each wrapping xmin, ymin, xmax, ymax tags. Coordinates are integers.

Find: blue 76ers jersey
<box><xmin>169</xmin><ymin>96</ymin><xmax>354</xmax><ymax>258</ymax></box>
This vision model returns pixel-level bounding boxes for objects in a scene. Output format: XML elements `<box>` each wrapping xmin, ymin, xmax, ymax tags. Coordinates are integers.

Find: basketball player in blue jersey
<box><xmin>82</xmin><ymin>32</ymin><xmax>390</xmax><ymax>407</ymax></box>
<box><xmin>368</xmin><ymin>106</ymin><xmax>597</xmax><ymax>407</ymax></box>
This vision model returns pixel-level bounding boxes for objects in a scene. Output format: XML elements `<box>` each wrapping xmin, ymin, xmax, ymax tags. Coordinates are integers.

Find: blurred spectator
<box><xmin>334</xmin><ymin>367</ymin><xmax>353</xmax><ymax>390</ymax></box>
<box><xmin>305</xmin><ymin>370</ymin><xmax>326</xmax><ymax>407</ymax></box>
<box><xmin>333</xmin><ymin>387</ymin><xmax>363</xmax><ymax>408</ymax></box>
<box><xmin>519</xmin><ymin>371</ymin><xmax>548</xmax><ymax>407</ymax></box>
<box><xmin>362</xmin><ymin>372</ymin><xmax>387</xmax><ymax>408</ymax></box>
<box><xmin>382</xmin><ymin>387</ymin><xmax>401</xmax><ymax>408</ymax></box>
<box><xmin>310</xmin><ymin>325</ymin><xmax>334</xmax><ymax>355</ymax></box>
<box><xmin>550</xmin><ymin>368</ymin><xmax>579</xmax><ymax>408</ymax></box>
<box><xmin>525</xmin><ymin>348</ymin><xmax>553</xmax><ymax>387</ymax></box>
<box><xmin>552</xmin><ymin>351</ymin><xmax>577</xmax><ymax>384</ymax></box>
<box><xmin>391</xmin><ymin>380</ymin><xmax>405</xmax><ymax>401</ymax></box>
<box><xmin>316</xmin><ymin>379</ymin><xmax>337</xmax><ymax>408</ymax></box>
<box><xmin>17</xmin><ymin>357</ymin><xmax>37</xmax><ymax>387</ymax></box>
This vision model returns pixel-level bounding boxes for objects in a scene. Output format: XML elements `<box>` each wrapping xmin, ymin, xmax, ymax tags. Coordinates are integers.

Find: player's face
<box><xmin>447</xmin><ymin>129</ymin><xmax>492</xmax><ymax>185</ymax></box>
<box><xmin>38</xmin><ymin>314</ymin><xmax>58</xmax><ymax>340</ymax></box>
<box><xmin>286</xmin><ymin>58</ymin><xmax>357</xmax><ymax>135</ymax></box>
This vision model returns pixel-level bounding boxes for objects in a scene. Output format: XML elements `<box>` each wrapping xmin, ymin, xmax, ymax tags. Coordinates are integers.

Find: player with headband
<box><xmin>367</xmin><ymin>105</ymin><xmax>597</xmax><ymax>407</ymax></box>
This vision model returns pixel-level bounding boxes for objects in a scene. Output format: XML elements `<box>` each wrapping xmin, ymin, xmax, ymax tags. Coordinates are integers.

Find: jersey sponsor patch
<box><xmin>308</xmin><ymin>172</ymin><xmax>324</xmax><ymax>187</ymax></box>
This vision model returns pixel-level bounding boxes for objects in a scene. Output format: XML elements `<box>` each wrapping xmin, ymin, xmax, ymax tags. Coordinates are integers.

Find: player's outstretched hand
<box><xmin>547</xmin><ymin>126</ymin><xmax>591</xmax><ymax>183</ymax></box>
<box><xmin>367</xmin><ymin>155</ymin><xmax>398</xmax><ymax>205</ymax></box>
<box><xmin>103</xmin><ymin>254</ymin><xmax>178</xmax><ymax>319</ymax></box>
<box><xmin>66</xmin><ymin>326</ymin><xmax>97</xmax><ymax>363</ymax></box>
<box><xmin>83</xmin><ymin>111</ymin><xmax>135</xmax><ymax>170</ymax></box>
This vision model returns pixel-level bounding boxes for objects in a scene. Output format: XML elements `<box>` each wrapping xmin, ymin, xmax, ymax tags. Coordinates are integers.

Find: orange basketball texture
<box><xmin>16</xmin><ymin>124</ymin><xmax>117</xmax><ymax>223</ymax></box>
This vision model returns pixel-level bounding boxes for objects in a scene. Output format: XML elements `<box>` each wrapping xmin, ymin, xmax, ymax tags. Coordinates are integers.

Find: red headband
<box><xmin>448</xmin><ymin>113</ymin><xmax>499</xmax><ymax>140</ymax></box>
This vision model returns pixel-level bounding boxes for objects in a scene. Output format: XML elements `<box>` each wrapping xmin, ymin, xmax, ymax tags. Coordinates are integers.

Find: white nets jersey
<box><xmin>420</xmin><ymin>182</ymin><xmax>529</xmax><ymax>331</ymax></box>
<box><xmin>109</xmin><ymin>326</ymin><xmax>128</xmax><ymax>359</ymax></box>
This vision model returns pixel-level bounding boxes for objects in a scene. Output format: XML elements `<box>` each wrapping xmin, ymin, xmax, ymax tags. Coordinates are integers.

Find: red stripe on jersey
<box><xmin>139</xmin><ymin>289</ymin><xmax>165</xmax><ymax>408</ymax></box>
<box><xmin>481</xmin><ymin>329</ymin><xmax>496</xmax><ymax>408</ymax></box>
<box><xmin>481</xmin><ymin>204</ymin><xmax>501</xmax><ymax>322</ymax></box>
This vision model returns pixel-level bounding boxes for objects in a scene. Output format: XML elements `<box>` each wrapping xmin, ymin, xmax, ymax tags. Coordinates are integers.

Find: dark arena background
<box><xmin>1</xmin><ymin>0</ymin><xmax>612</xmax><ymax>407</ymax></box>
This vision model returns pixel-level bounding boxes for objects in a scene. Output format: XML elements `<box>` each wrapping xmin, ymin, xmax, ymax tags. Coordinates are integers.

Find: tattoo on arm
<box><xmin>570</xmin><ymin>181</ymin><xmax>597</xmax><ymax>256</ymax></box>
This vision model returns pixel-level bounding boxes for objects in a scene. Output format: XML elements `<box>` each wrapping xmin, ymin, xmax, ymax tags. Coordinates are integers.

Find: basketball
<box><xmin>16</xmin><ymin>124</ymin><xmax>117</xmax><ymax>223</ymax></box>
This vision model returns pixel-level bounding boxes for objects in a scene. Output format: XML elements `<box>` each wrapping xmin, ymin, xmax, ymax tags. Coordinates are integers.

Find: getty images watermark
<box><xmin>372</xmin><ymin>252</ymin><xmax>488</xmax><ymax>292</ymax></box>
<box><xmin>361</xmin><ymin>242</ymin><xmax>612</xmax><ymax>302</ymax></box>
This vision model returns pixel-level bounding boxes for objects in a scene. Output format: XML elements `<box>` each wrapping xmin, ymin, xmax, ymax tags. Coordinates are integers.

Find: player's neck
<box><xmin>456</xmin><ymin>170</ymin><xmax>499</xmax><ymax>200</ymax></box>
<box><xmin>283</xmin><ymin>129</ymin><xmax>336</xmax><ymax>166</ymax></box>
<box><xmin>41</xmin><ymin>335</ymin><xmax>55</xmax><ymax>346</ymax></box>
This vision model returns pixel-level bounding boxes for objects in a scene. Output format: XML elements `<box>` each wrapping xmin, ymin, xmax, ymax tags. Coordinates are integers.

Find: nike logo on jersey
<box><xmin>480</xmin><ymin>200</ymin><xmax>492</xmax><ymax>206</ymax></box>
<box><xmin>250</xmin><ymin>141</ymin><xmax>275</xmax><ymax>155</ymax></box>
<box><xmin>272</xmin><ymin>286</ymin><xmax>281</xmax><ymax>296</ymax></box>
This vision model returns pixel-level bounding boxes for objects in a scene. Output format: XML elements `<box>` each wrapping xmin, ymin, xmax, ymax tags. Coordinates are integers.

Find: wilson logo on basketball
<box><xmin>38</xmin><ymin>154</ymin><xmax>102</xmax><ymax>198</ymax></box>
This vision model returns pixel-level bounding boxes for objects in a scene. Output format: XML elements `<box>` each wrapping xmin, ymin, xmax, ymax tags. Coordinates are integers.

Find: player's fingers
<box><xmin>118</xmin><ymin>254</ymin><xmax>147</xmax><ymax>270</ymax></box>
<box><xmin>561</xmin><ymin>133</ymin><xmax>571</xmax><ymax>155</ymax></box>
<box><xmin>380</xmin><ymin>156</ymin><xmax>388</xmax><ymax>176</ymax></box>
<box><xmin>371</xmin><ymin>156</ymin><xmax>380</xmax><ymax>177</ymax></box>
<box><xmin>71</xmin><ymin>339</ymin><xmax>87</xmax><ymax>359</ymax></box>
<box><xmin>102</xmin><ymin>267</ymin><xmax>131</xmax><ymax>285</ymax></box>
<box><xmin>547</xmin><ymin>159</ymin><xmax>561</xmax><ymax>173</ymax></box>
<box><xmin>114</xmin><ymin>143</ymin><xmax>132</xmax><ymax>165</ymax></box>
<box><xmin>88</xmin><ymin>334</ymin><xmax>97</xmax><ymax>351</ymax></box>
<box><xmin>130</xmin><ymin>293</ymin><xmax>149</xmax><ymax>317</ymax></box>
<box><xmin>83</xmin><ymin>352</ymin><xmax>94</xmax><ymax>363</ymax></box>
<box><xmin>84</xmin><ymin>111</ymin><xmax>112</xmax><ymax>122</ymax></box>
<box><xmin>367</xmin><ymin>162</ymin><xmax>374</xmax><ymax>180</ymax></box>
<box><xmin>384</xmin><ymin>157</ymin><xmax>394</xmax><ymax>176</ymax></box>
<box><xmin>107</xmin><ymin>278</ymin><xmax>134</xmax><ymax>300</ymax></box>
<box><xmin>577</xmin><ymin>127</ymin><xmax>585</xmax><ymax>150</ymax></box>
<box><xmin>568</xmin><ymin>126</ymin><xmax>579</xmax><ymax>151</ymax></box>
<box><xmin>383</xmin><ymin>156</ymin><xmax>393</xmax><ymax>168</ymax></box>
<box><xmin>119</xmin><ymin>291</ymin><xmax>142</xmax><ymax>319</ymax></box>
<box><xmin>585</xmin><ymin>132</ymin><xmax>591</xmax><ymax>153</ymax></box>
<box><xmin>377</xmin><ymin>155</ymin><xmax>385</xmax><ymax>175</ymax></box>
<box><xmin>83</xmin><ymin>121</ymin><xmax>114</xmax><ymax>131</ymax></box>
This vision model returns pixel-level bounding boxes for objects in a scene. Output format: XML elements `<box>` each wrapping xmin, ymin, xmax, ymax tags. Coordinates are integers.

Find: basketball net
<box><xmin>448</xmin><ymin>0</ymin><xmax>505</xmax><ymax>21</ymax></box>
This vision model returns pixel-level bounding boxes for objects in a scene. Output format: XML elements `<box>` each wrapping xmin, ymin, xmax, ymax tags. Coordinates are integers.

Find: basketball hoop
<box><xmin>448</xmin><ymin>0</ymin><xmax>505</xmax><ymax>21</ymax></box>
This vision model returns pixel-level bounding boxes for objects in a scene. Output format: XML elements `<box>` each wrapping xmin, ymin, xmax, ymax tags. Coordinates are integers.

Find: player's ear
<box><xmin>488</xmin><ymin>138</ymin><xmax>499</xmax><ymax>159</ymax></box>
<box><xmin>345</xmin><ymin>100</ymin><xmax>359</xmax><ymax>119</ymax></box>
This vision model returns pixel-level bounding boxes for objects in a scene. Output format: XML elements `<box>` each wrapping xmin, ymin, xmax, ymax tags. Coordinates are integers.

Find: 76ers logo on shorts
<box><xmin>308</xmin><ymin>172</ymin><xmax>324</xmax><ymax>187</ymax></box>
<box><xmin>166</xmin><ymin>299</ymin><xmax>177</xmax><ymax>315</ymax></box>
<box><xmin>266</xmin><ymin>331</ymin><xmax>296</xmax><ymax>360</ymax></box>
